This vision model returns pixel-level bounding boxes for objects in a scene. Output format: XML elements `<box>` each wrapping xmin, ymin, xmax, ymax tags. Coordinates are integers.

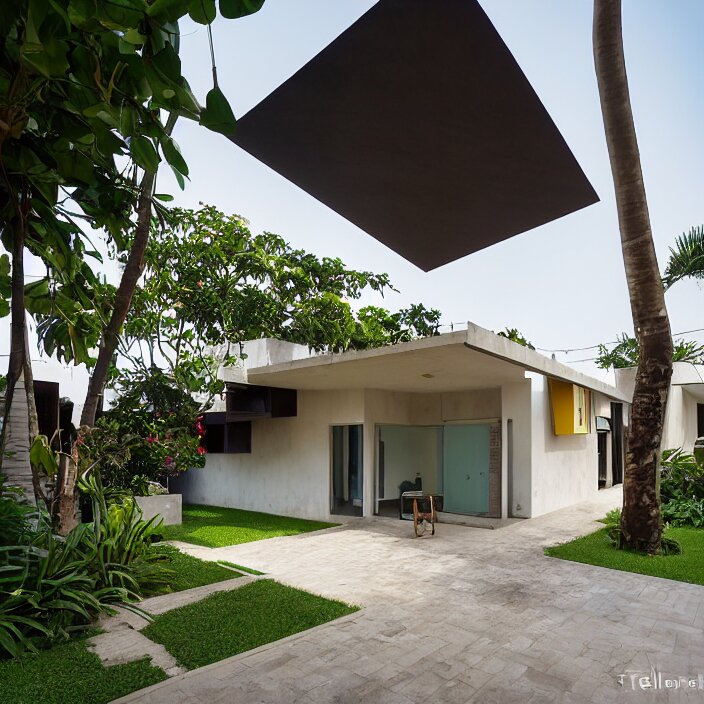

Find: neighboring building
<box><xmin>615</xmin><ymin>362</ymin><xmax>704</xmax><ymax>453</ymax></box>
<box><xmin>173</xmin><ymin>324</ymin><xmax>630</xmax><ymax>523</ymax></box>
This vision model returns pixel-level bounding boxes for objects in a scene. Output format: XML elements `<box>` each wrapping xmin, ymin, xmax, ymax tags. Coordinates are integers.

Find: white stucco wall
<box><xmin>500</xmin><ymin>380</ymin><xmax>532</xmax><ymax>518</ymax></box>
<box><xmin>529</xmin><ymin>374</ymin><xmax>599</xmax><ymax>517</ymax></box>
<box><xmin>662</xmin><ymin>386</ymin><xmax>699</xmax><ymax>452</ymax></box>
<box><xmin>174</xmin><ymin>389</ymin><xmax>364</xmax><ymax>521</ymax></box>
<box><xmin>439</xmin><ymin>389</ymin><xmax>501</xmax><ymax>422</ymax></box>
<box><xmin>615</xmin><ymin>363</ymin><xmax>701</xmax><ymax>453</ymax></box>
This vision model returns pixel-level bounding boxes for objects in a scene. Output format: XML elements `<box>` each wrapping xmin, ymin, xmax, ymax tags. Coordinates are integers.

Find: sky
<box><xmin>2</xmin><ymin>0</ymin><xmax>703</xmax><ymax>406</ymax></box>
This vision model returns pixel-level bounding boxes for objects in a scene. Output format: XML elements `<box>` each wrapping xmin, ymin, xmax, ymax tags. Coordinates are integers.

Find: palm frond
<box><xmin>663</xmin><ymin>225</ymin><xmax>704</xmax><ymax>290</ymax></box>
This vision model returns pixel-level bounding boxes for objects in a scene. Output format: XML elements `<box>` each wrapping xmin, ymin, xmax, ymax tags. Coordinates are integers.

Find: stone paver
<box><xmin>113</xmin><ymin>487</ymin><xmax>704</xmax><ymax>703</ymax></box>
<box><xmin>89</xmin><ymin>625</ymin><xmax>186</xmax><ymax>677</ymax></box>
<box><xmin>90</xmin><ymin>573</ymin><xmax>260</xmax><ymax>676</ymax></box>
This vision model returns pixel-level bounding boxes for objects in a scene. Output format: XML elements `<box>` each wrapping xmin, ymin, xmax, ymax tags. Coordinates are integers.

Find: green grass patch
<box><xmin>143</xmin><ymin>580</ymin><xmax>357</xmax><ymax>669</ymax></box>
<box><xmin>161</xmin><ymin>504</ymin><xmax>337</xmax><ymax>548</ymax></box>
<box><xmin>0</xmin><ymin>637</ymin><xmax>165</xmax><ymax>704</ymax></box>
<box><xmin>153</xmin><ymin>544</ymin><xmax>241</xmax><ymax>592</ymax></box>
<box><xmin>545</xmin><ymin>526</ymin><xmax>704</xmax><ymax>586</ymax></box>
<box><xmin>217</xmin><ymin>560</ymin><xmax>264</xmax><ymax>576</ymax></box>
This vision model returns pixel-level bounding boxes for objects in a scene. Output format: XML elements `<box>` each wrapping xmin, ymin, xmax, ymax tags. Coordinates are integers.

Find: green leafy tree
<box><xmin>662</xmin><ymin>225</ymin><xmax>704</xmax><ymax>290</ymax></box>
<box><xmin>0</xmin><ymin>0</ymin><xmax>263</xmax><ymax>521</ymax></box>
<box><xmin>109</xmin><ymin>206</ymin><xmax>441</xmax><ymax>406</ymax></box>
<box><xmin>596</xmin><ymin>333</ymin><xmax>704</xmax><ymax>370</ymax></box>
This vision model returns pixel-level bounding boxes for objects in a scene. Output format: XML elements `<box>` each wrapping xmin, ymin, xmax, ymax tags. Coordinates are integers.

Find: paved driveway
<box><xmin>115</xmin><ymin>488</ymin><xmax>704</xmax><ymax>703</ymax></box>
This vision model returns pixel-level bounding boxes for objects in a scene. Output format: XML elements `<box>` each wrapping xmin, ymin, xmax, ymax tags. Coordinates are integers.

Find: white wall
<box><xmin>501</xmin><ymin>380</ymin><xmax>532</xmax><ymax>518</ymax></box>
<box><xmin>440</xmin><ymin>389</ymin><xmax>501</xmax><ymax>422</ymax></box>
<box><xmin>174</xmin><ymin>389</ymin><xmax>364</xmax><ymax>521</ymax></box>
<box><xmin>529</xmin><ymin>374</ymin><xmax>599</xmax><ymax>517</ymax></box>
<box><xmin>662</xmin><ymin>386</ymin><xmax>699</xmax><ymax>452</ymax></box>
<box><xmin>615</xmin><ymin>364</ymin><xmax>701</xmax><ymax>453</ymax></box>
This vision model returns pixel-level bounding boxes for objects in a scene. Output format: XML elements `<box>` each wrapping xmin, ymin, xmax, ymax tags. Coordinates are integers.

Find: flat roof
<box><xmin>231</xmin><ymin>0</ymin><xmax>598</xmax><ymax>271</ymax></box>
<box><xmin>243</xmin><ymin>324</ymin><xmax>628</xmax><ymax>401</ymax></box>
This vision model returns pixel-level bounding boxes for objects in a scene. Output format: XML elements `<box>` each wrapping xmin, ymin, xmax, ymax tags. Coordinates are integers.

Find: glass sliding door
<box><xmin>331</xmin><ymin>424</ymin><xmax>363</xmax><ymax>516</ymax></box>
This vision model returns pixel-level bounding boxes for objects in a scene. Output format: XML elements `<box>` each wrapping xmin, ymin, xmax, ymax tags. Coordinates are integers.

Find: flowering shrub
<box><xmin>96</xmin><ymin>367</ymin><xmax>207</xmax><ymax>492</ymax></box>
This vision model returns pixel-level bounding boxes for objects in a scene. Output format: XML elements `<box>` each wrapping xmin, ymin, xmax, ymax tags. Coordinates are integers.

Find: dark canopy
<box><xmin>231</xmin><ymin>0</ymin><xmax>598</xmax><ymax>271</ymax></box>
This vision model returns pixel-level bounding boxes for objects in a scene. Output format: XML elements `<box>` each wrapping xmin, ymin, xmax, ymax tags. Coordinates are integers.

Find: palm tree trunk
<box><xmin>593</xmin><ymin>0</ymin><xmax>673</xmax><ymax>553</ymax></box>
<box><xmin>0</xmin><ymin>223</ymin><xmax>26</xmax><ymax>468</ymax></box>
<box><xmin>22</xmin><ymin>325</ymin><xmax>48</xmax><ymax>507</ymax></box>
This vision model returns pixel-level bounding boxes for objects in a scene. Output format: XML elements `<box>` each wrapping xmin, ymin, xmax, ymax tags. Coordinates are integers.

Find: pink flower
<box><xmin>197</xmin><ymin>446</ymin><xmax>207</xmax><ymax>456</ymax></box>
<box><xmin>197</xmin><ymin>280</ymin><xmax>203</xmax><ymax>288</ymax></box>
<box><xmin>165</xmin><ymin>456</ymin><xmax>174</xmax><ymax>467</ymax></box>
<box><xmin>146</xmin><ymin>435</ymin><xmax>158</xmax><ymax>443</ymax></box>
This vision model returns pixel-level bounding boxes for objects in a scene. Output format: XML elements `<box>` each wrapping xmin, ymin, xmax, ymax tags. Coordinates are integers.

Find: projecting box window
<box><xmin>548</xmin><ymin>380</ymin><xmax>591</xmax><ymax>435</ymax></box>
<box><xmin>201</xmin><ymin>412</ymin><xmax>251</xmax><ymax>454</ymax></box>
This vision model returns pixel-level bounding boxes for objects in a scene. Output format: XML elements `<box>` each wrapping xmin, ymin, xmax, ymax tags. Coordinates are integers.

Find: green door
<box><xmin>442</xmin><ymin>424</ymin><xmax>490</xmax><ymax>514</ymax></box>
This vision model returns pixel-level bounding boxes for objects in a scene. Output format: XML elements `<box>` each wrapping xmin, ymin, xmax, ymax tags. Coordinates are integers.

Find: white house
<box><xmin>615</xmin><ymin>362</ymin><xmax>704</xmax><ymax>453</ymax></box>
<box><xmin>173</xmin><ymin>323</ymin><xmax>630</xmax><ymax>523</ymax></box>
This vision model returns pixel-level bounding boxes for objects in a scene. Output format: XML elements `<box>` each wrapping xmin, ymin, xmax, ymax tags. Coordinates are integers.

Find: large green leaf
<box><xmin>160</xmin><ymin>135</ymin><xmax>189</xmax><ymax>177</ymax></box>
<box><xmin>29</xmin><ymin>435</ymin><xmax>60</xmax><ymax>477</ymax></box>
<box><xmin>67</xmin><ymin>0</ymin><xmax>102</xmax><ymax>31</ymax></box>
<box><xmin>20</xmin><ymin>38</ymin><xmax>70</xmax><ymax>78</ymax></box>
<box><xmin>130</xmin><ymin>135</ymin><xmax>161</xmax><ymax>172</ymax></box>
<box><xmin>94</xmin><ymin>0</ymin><xmax>147</xmax><ymax>30</ymax></box>
<box><xmin>147</xmin><ymin>0</ymin><xmax>190</xmax><ymax>22</ymax></box>
<box><xmin>219</xmin><ymin>0</ymin><xmax>264</xmax><ymax>19</ymax></box>
<box><xmin>188</xmin><ymin>0</ymin><xmax>216</xmax><ymax>24</ymax></box>
<box><xmin>54</xmin><ymin>149</ymin><xmax>94</xmax><ymax>185</ymax></box>
<box><xmin>199</xmin><ymin>87</ymin><xmax>237</xmax><ymax>136</ymax></box>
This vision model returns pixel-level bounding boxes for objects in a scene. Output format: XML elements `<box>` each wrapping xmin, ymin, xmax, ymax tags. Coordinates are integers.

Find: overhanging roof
<box><xmin>244</xmin><ymin>325</ymin><xmax>628</xmax><ymax>401</ymax></box>
<box><xmin>231</xmin><ymin>0</ymin><xmax>599</xmax><ymax>271</ymax></box>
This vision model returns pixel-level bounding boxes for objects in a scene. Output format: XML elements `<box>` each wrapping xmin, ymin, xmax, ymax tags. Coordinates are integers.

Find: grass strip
<box><xmin>143</xmin><ymin>580</ymin><xmax>357</xmax><ymax>669</ymax></box>
<box><xmin>217</xmin><ymin>560</ymin><xmax>264</xmax><ymax>575</ymax></box>
<box><xmin>545</xmin><ymin>526</ymin><xmax>704</xmax><ymax>586</ymax></box>
<box><xmin>161</xmin><ymin>504</ymin><xmax>337</xmax><ymax>548</ymax></box>
<box><xmin>153</xmin><ymin>544</ymin><xmax>241</xmax><ymax>592</ymax></box>
<box><xmin>0</xmin><ymin>638</ymin><xmax>165</xmax><ymax>704</ymax></box>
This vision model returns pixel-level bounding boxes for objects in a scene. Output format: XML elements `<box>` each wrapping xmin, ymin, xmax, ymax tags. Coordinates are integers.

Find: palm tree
<box><xmin>663</xmin><ymin>225</ymin><xmax>704</xmax><ymax>290</ymax></box>
<box><xmin>593</xmin><ymin>0</ymin><xmax>673</xmax><ymax>553</ymax></box>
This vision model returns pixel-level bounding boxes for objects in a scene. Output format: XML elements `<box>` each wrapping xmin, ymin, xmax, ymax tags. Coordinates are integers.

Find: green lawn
<box><xmin>161</xmin><ymin>504</ymin><xmax>337</xmax><ymax>548</ymax></box>
<box><xmin>545</xmin><ymin>526</ymin><xmax>704</xmax><ymax>586</ymax></box>
<box><xmin>143</xmin><ymin>580</ymin><xmax>357</xmax><ymax>670</ymax></box>
<box><xmin>153</xmin><ymin>544</ymin><xmax>242</xmax><ymax>592</ymax></box>
<box><xmin>0</xmin><ymin>638</ymin><xmax>165</xmax><ymax>704</ymax></box>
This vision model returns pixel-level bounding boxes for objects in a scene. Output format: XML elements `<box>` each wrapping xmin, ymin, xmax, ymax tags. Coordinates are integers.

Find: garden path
<box><xmin>113</xmin><ymin>487</ymin><xmax>704</xmax><ymax>703</ymax></box>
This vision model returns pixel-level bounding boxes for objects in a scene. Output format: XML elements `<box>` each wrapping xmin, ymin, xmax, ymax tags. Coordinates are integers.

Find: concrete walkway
<box><xmin>114</xmin><ymin>488</ymin><xmax>704</xmax><ymax>703</ymax></box>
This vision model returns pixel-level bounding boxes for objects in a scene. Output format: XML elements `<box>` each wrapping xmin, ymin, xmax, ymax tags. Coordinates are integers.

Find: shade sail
<box><xmin>231</xmin><ymin>0</ymin><xmax>599</xmax><ymax>271</ymax></box>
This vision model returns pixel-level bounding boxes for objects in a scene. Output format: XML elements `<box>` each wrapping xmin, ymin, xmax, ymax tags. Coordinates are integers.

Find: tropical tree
<box><xmin>593</xmin><ymin>0</ymin><xmax>674</xmax><ymax>553</ymax></box>
<box><xmin>597</xmin><ymin>333</ymin><xmax>704</xmax><ymax>370</ymax></box>
<box><xmin>0</xmin><ymin>0</ymin><xmax>263</xmax><ymax>519</ymax></box>
<box><xmin>662</xmin><ymin>225</ymin><xmax>704</xmax><ymax>290</ymax></box>
<box><xmin>43</xmin><ymin>205</ymin><xmax>441</xmax><ymax>404</ymax></box>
